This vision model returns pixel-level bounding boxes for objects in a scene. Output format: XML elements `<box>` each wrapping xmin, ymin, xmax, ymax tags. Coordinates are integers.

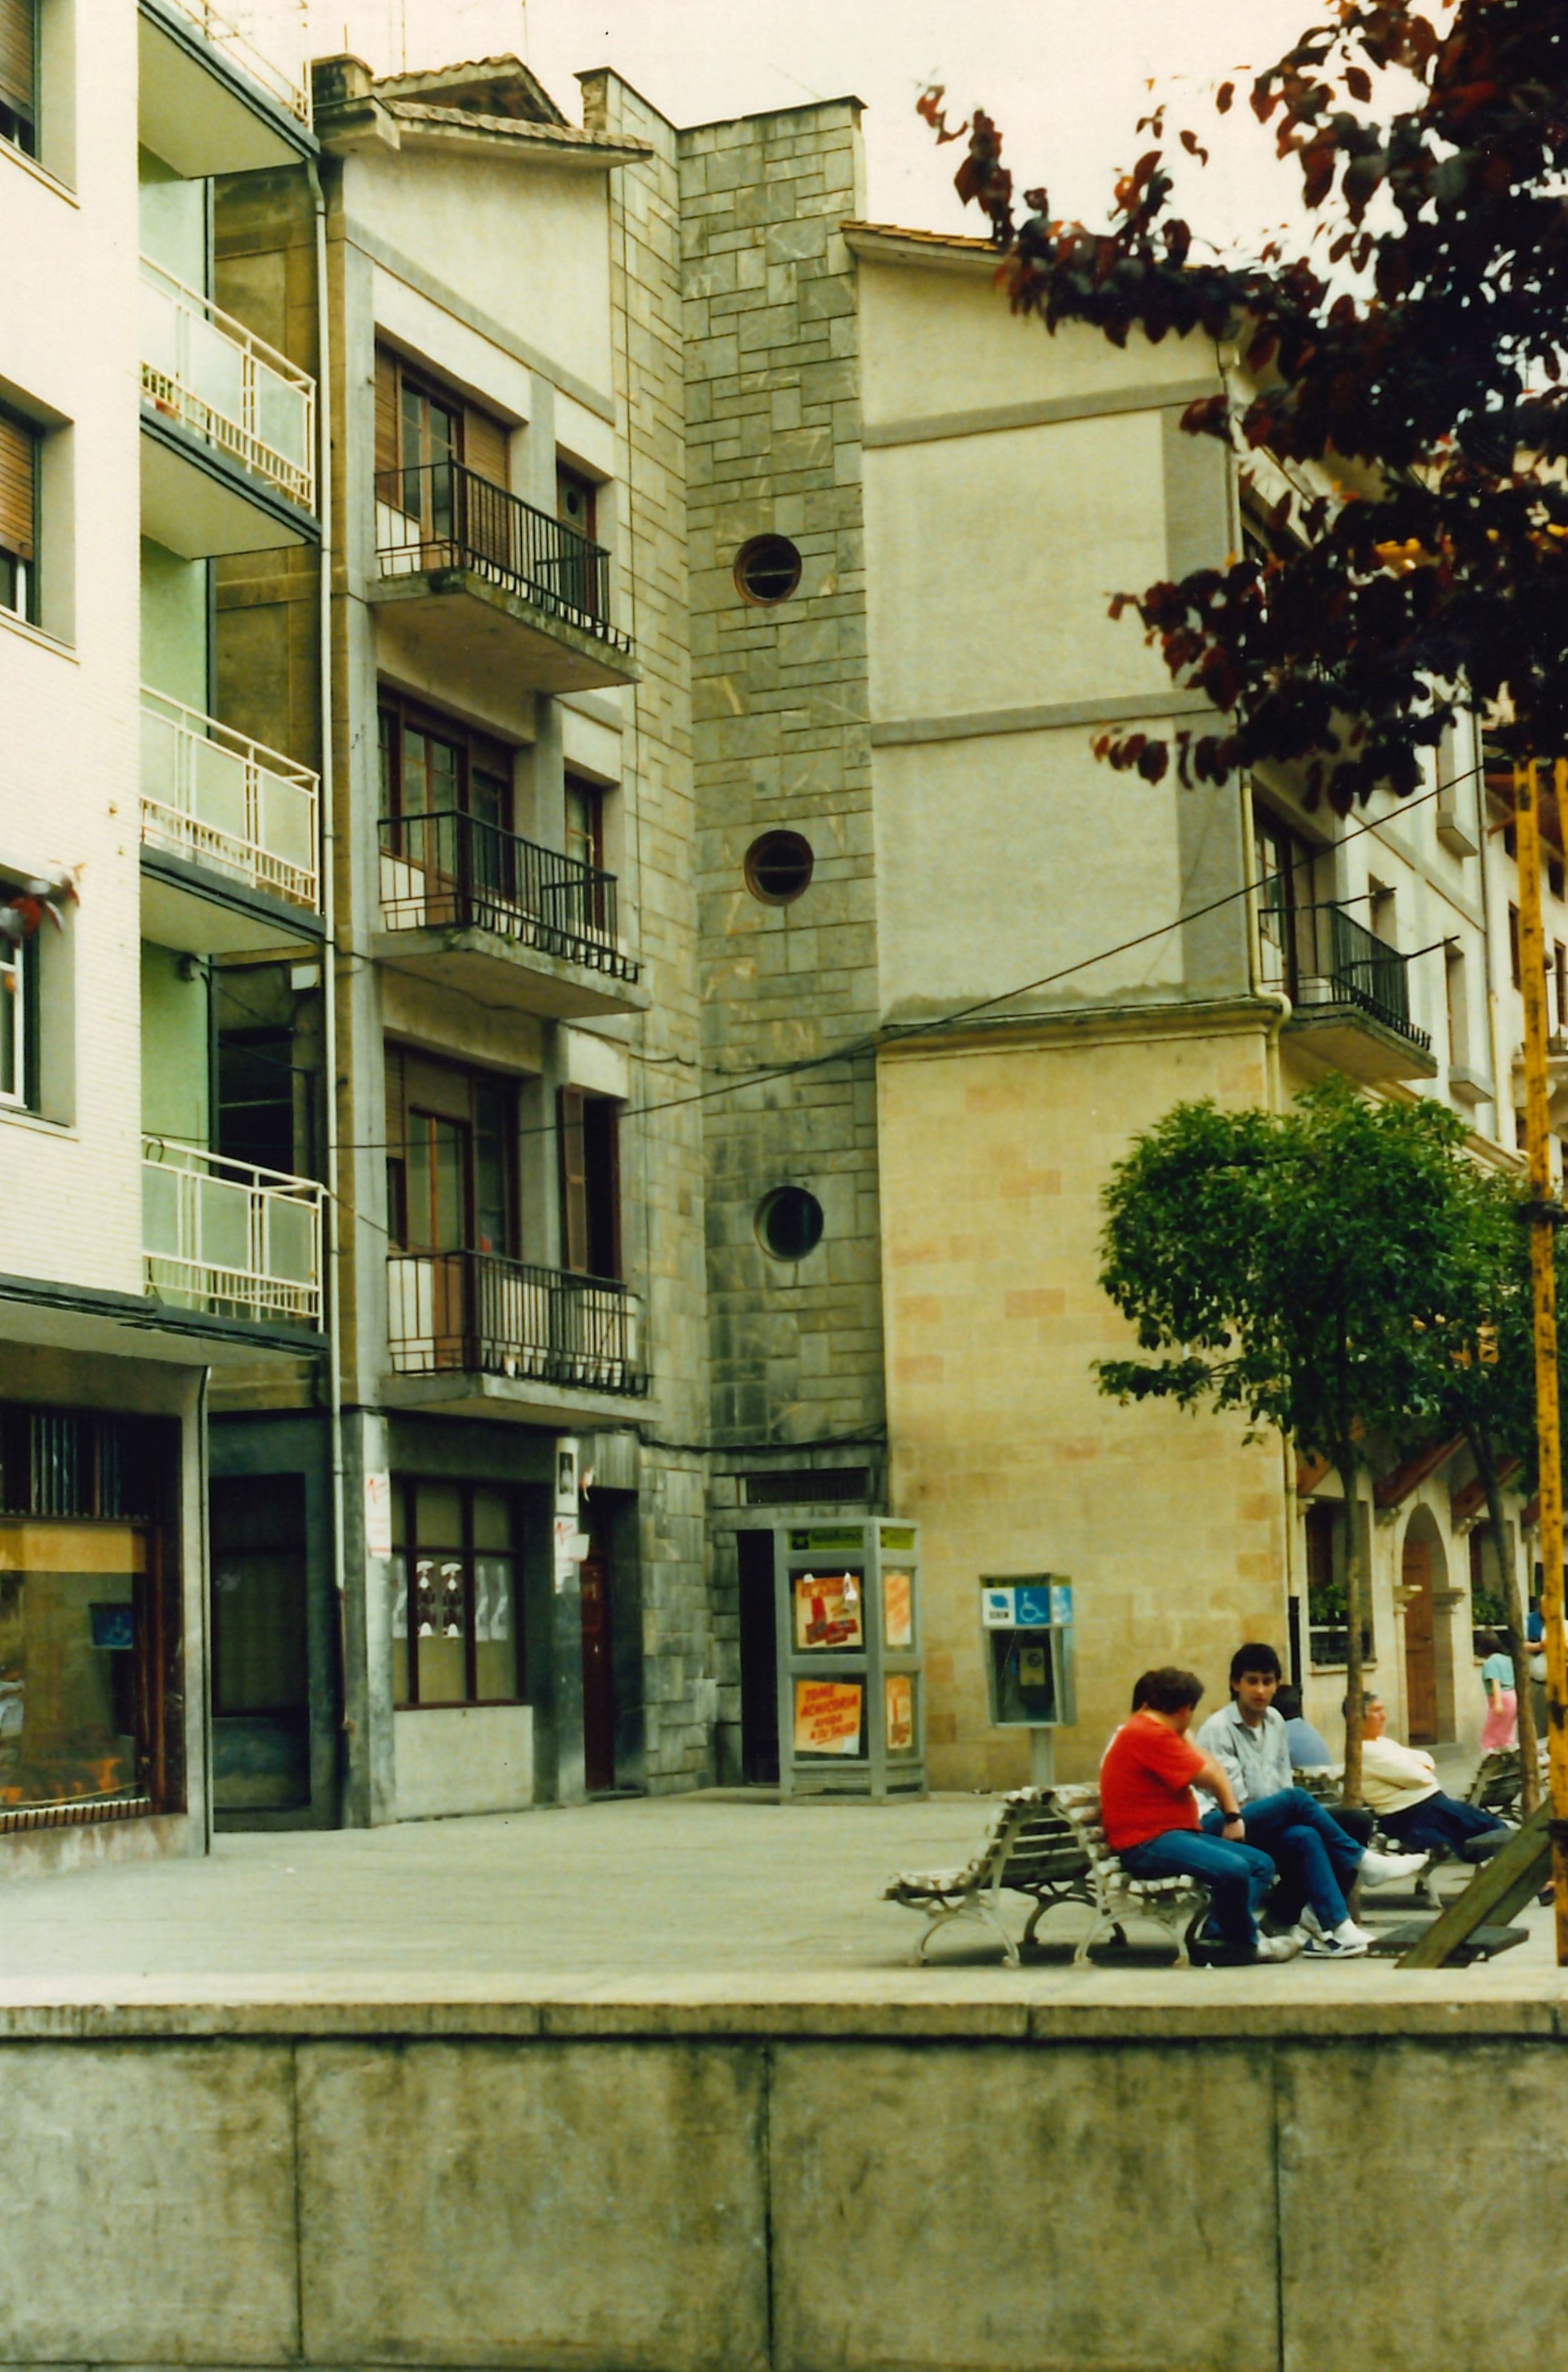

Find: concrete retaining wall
<box><xmin>0</xmin><ymin>1998</ymin><xmax>1563</xmax><ymax>2370</ymax></box>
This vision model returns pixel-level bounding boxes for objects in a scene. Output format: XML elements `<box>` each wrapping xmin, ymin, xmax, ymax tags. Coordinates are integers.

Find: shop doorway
<box><xmin>736</xmin><ymin>1529</ymin><xmax>779</xmax><ymax>1784</ymax></box>
<box><xmin>580</xmin><ymin>1527</ymin><xmax>616</xmax><ymax>1793</ymax></box>
<box><xmin>1402</xmin><ymin>1513</ymin><xmax>1441</xmax><ymax>1744</ymax></box>
<box><xmin>211</xmin><ymin>1475</ymin><xmax>310</xmax><ymax>1811</ymax></box>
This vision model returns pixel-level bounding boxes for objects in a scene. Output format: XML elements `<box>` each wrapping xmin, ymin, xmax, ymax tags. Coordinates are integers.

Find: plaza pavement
<box><xmin>0</xmin><ymin>1776</ymin><xmax>1561</xmax><ymax>2020</ymax></box>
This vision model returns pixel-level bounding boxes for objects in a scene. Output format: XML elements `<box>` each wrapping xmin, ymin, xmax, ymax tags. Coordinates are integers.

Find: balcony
<box><xmin>376</xmin><ymin>810</ymin><xmax>645</xmax><ymax>1020</ymax></box>
<box><xmin>140</xmin><ymin>258</ymin><xmax>317</xmax><ymax>554</ymax></box>
<box><xmin>143</xmin><ymin>1139</ymin><xmax>323</xmax><ymax>1330</ymax></box>
<box><xmin>1262</xmin><ymin>900</ymin><xmax>1438</xmax><ymax>1083</ymax></box>
<box><xmin>386</xmin><ymin>1251</ymin><xmax>646</xmax><ymax>1410</ymax></box>
<box><xmin>140</xmin><ymin>689</ymin><xmax>322</xmax><ymax>953</ymax></box>
<box><xmin>139</xmin><ymin>0</ymin><xmax>314</xmax><ymax>179</ymax></box>
<box><xmin>371</xmin><ymin>463</ymin><xmax>636</xmax><ymax>696</ymax></box>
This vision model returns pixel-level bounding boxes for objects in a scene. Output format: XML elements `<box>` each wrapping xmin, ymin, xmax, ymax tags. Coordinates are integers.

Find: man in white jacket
<box><xmin>1351</xmin><ymin>1693</ymin><xmax>1510</xmax><ymax>1857</ymax></box>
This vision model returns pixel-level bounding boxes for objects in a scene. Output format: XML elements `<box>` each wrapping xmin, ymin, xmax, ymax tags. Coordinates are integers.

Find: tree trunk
<box><xmin>1336</xmin><ymin>1449</ymin><xmax>1365</xmax><ymax>1804</ymax></box>
<box><xmin>1473</xmin><ymin>1429</ymin><xmax>1540</xmax><ymax>1815</ymax></box>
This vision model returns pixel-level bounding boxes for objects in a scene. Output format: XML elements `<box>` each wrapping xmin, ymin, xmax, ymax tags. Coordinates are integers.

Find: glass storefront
<box><xmin>0</xmin><ymin>1521</ymin><xmax>148</xmax><ymax>1810</ymax></box>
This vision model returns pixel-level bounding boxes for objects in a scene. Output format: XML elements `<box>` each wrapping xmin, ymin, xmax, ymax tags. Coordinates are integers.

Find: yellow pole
<box><xmin>1513</xmin><ymin>759</ymin><xmax>1568</xmax><ymax>1962</ymax></box>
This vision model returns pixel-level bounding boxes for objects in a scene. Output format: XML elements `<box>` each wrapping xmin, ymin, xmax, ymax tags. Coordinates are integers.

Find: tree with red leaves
<box><xmin>921</xmin><ymin>1</ymin><xmax>1568</xmax><ymax>810</ymax></box>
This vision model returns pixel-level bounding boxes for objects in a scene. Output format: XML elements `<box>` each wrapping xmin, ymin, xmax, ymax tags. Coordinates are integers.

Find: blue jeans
<box><xmin>1379</xmin><ymin>1794</ymin><xmax>1505</xmax><ymax>1855</ymax></box>
<box><xmin>1120</xmin><ymin>1826</ymin><xmax>1276</xmax><ymax>1950</ymax></box>
<box><xmin>1204</xmin><ymin>1786</ymin><xmax>1362</xmax><ymax>1932</ymax></box>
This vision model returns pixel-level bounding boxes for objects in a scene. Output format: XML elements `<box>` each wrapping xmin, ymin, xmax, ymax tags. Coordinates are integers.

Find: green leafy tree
<box><xmin>921</xmin><ymin>0</ymin><xmax>1568</xmax><ymax>804</ymax></box>
<box><xmin>1414</xmin><ymin>1162</ymin><xmax>1568</xmax><ymax>1810</ymax></box>
<box><xmin>1098</xmin><ymin>1081</ymin><xmax>1474</xmax><ymax>1797</ymax></box>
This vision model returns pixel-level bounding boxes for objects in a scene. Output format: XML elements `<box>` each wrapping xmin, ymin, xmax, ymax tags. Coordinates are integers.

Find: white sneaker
<box><xmin>1303</xmin><ymin>1927</ymin><xmax>1370</xmax><ymax>1957</ymax></box>
<box><xmin>1300</xmin><ymin>1907</ymin><xmax>1376</xmax><ymax>1949</ymax></box>
<box><xmin>1253</xmin><ymin>1930</ymin><xmax>1304</xmax><ymax>1962</ymax></box>
<box><xmin>1359</xmin><ymin>1848</ymin><xmax>1427</xmax><ymax>1886</ymax></box>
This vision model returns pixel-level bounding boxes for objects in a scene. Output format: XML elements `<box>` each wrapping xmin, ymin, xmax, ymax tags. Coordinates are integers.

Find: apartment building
<box><xmin>0</xmin><ymin>0</ymin><xmax>325</xmax><ymax>1870</ymax></box>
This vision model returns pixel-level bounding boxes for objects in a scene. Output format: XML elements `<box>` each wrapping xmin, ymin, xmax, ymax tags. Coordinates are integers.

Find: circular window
<box><xmin>744</xmin><ymin>830</ymin><xmax>815</xmax><ymax>905</ymax></box>
<box><xmin>734</xmin><ymin>534</ymin><xmax>802</xmax><ymax>604</ymax></box>
<box><xmin>756</xmin><ymin>1185</ymin><xmax>825</xmax><ymax>1264</ymax></box>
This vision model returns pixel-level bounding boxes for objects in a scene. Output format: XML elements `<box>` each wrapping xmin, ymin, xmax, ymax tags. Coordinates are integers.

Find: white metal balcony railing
<box><xmin>160</xmin><ymin>0</ymin><xmax>313</xmax><ymax>127</ymax></box>
<box><xmin>140</xmin><ymin>689</ymin><xmax>319</xmax><ymax>913</ymax></box>
<box><xmin>140</xmin><ymin>258</ymin><xmax>316</xmax><ymax>512</ymax></box>
<box><xmin>143</xmin><ymin>1138</ymin><xmax>323</xmax><ymax>1328</ymax></box>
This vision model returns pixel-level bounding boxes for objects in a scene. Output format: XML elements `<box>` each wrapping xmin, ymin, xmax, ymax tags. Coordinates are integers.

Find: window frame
<box><xmin>391</xmin><ymin>1473</ymin><xmax>527</xmax><ymax>1710</ymax></box>
<box><xmin>378</xmin><ymin>687</ymin><xmax>515</xmax><ymax>831</ymax></box>
<box><xmin>0</xmin><ymin>903</ymin><xmax>36</xmax><ymax>1112</ymax></box>
<box><xmin>0</xmin><ymin>403</ymin><xmax>39</xmax><ymax>626</ymax></box>
<box><xmin>0</xmin><ymin>0</ymin><xmax>37</xmax><ymax>161</ymax></box>
<box><xmin>385</xmin><ymin>1043</ymin><xmax>519</xmax><ymax>1262</ymax></box>
<box><xmin>557</xmin><ymin>1084</ymin><xmax>622</xmax><ymax>1281</ymax></box>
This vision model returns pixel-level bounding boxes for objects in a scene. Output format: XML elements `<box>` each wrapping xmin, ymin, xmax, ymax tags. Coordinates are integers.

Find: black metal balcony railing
<box><xmin>1259</xmin><ymin>898</ymin><xmax>1432</xmax><ymax>1052</ymax></box>
<box><xmin>374</xmin><ymin>462</ymin><xmax>633</xmax><ymax>656</ymax></box>
<box><xmin>379</xmin><ymin>809</ymin><xmax>639</xmax><ymax>983</ymax></box>
<box><xmin>386</xmin><ymin>1249</ymin><xmax>646</xmax><ymax>1397</ymax></box>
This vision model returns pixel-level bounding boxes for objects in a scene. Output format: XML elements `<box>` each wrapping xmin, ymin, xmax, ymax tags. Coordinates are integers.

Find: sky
<box><xmin>248</xmin><ymin>0</ymin><xmax>1323</xmax><ymax>255</ymax></box>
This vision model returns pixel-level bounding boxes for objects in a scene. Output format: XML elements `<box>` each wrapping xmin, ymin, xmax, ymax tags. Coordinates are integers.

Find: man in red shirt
<box><xmin>1101</xmin><ymin>1667</ymin><xmax>1302</xmax><ymax>1961</ymax></box>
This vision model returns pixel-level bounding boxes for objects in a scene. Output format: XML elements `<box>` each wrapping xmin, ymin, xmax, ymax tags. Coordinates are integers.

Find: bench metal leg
<box><xmin>909</xmin><ymin>1894</ymin><xmax>1019</xmax><ymax>1969</ymax></box>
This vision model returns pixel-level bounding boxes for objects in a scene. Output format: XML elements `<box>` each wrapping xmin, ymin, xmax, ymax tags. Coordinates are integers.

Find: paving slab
<box><xmin>0</xmin><ymin>1792</ymin><xmax>1560</xmax><ymax>2035</ymax></box>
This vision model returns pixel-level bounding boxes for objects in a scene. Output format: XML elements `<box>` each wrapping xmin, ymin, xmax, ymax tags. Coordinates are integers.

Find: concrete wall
<box><xmin>0</xmin><ymin>1998</ymin><xmax>1564</xmax><ymax>2371</ymax></box>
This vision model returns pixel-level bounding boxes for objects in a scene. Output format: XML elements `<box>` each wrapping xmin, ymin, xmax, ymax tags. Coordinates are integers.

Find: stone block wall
<box><xmin>679</xmin><ymin>100</ymin><xmax>886</xmax><ymax>1456</ymax></box>
<box><xmin>583</xmin><ymin>73</ymin><xmax>714</xmax><ymax>1791</ymax></box>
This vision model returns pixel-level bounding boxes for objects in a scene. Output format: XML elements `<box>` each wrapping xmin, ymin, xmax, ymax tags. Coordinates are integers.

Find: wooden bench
<box><xmin>1053</xmin><ymin>1784</ymin><xmax>1213</xmax><ymax>1969</ymax></box>
<box><xmin>1464</xmin><ymin>1744</ymin><xmax>1548</xmax><ymax>1821</ymax></box>
<box><xmin>884</xmin><ymin>1789</ymin><xmax>1095</xmax><ymax>1968</ymax></box>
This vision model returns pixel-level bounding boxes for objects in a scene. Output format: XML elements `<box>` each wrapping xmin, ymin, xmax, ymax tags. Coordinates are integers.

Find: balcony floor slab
<box><xmin>371</xmin><ymin>927</ymin><xmax>647</xmax><ymax>1020</ymax></box>
<box><xmin>368</xmin><ymin>570</ymin><xmax>637</xmax><ymax>697</ymax></box>
<box><xmin>377</xmin><ymin>1371</ymin><xmax>651</xmax><ymax>1429</ymax></box>
<box><xmin>1283</xmin><ymin>1004</ymin><xmax>1439</xmax><ymax>1084</ymax></box>
<box><xmin>141</xmin><ymin>410</ymin><xmax>317</xmax><ymax>559</ymax></box>
<box><xmin>142</xmin><ymin>847</ymin><xmax>324</xmax><ymax>957</ymax></box>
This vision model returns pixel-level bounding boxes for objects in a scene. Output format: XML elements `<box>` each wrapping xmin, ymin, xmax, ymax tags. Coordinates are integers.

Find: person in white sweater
<box><xmin>1349</xmin><ymin>1694</ymin><xmax>1509</xmax><ymax>1857</ymax></box>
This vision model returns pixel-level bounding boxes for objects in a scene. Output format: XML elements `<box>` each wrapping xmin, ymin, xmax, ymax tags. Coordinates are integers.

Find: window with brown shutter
<box><xmin>374</xmin><ymin>344</ymin><xmax>398</xmax><ymax>480</ymax></box>
<box><xmin>463</xmin><ymin>404</ymin><xmax>509</xmax><ymax>489</ymax></box>
<box><xmin>0</xmin><ymin>0</ymin><xmax>36</xmax><ymax>155</ymax></box>
<box><xmin>0</xmin><ymin>408</ymin><xmax>37</xmax><ymax>623</ymax></box>
<box><xmin>558</xmin><ymin>1088</ymin><xmax>621</xmax><ymax>1279</ymax></box>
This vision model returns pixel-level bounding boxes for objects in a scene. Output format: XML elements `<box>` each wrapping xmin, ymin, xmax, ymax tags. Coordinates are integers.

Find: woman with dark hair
<box><xmin>1477</xmin><ymin>1630</ymin><xmax>1518</xmax><ymax>1751</ymax></box>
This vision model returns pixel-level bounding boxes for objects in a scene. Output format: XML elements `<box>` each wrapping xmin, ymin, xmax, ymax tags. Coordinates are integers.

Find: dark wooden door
<box><xmin>580</xmin><ymin>1537</ymin><xmax>616</xmax><ymax>1793</ymax></box>
<box><xmin>737</xmin><ymin>1529</ymin><xmax>779</xmax><ymax>1784</ymax></box>
<box><xmin>1403</xmin><ymin>1534</ymin><xmax>1439</xmax><ymax>1744</ymax></box>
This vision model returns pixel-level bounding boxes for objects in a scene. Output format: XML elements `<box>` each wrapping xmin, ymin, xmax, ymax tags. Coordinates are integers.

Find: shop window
<box><xmin>0</xmin><ymin>1404</ymin><xmax>182</xmax><ymax>1822</ymax></box>
<box><xmin>211</xmin><ymin>1474</ymin><xmax>308</xmax><ymax>1718</ymax></box>
<box><xmin>0</xmin><ymin>0</ymin><xmax>36</xmax><ymax>158</ymax></box>
<box><xmin>391</xmin><ymin>1477</ymin><xmax>524</xmax><ymax>1707</ymax></box>
<box><xmin>558</xmin><ymin>1086</ymin><xmax>620</xmax><ymax>1279</ymax></box>
<box><xmin>0</xmin><ymin>406</ymin><xmax>38</xmax><ymax>624</ymax></box>
<box><xmin>1304</xmin><ymin>1498</ymin><xmax>1374</xmax><ymax>1666</ymax></box>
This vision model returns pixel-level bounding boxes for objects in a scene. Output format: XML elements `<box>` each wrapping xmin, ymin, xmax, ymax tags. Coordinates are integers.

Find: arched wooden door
<box><xmin>1402</xmin><ymin>1529</ymin><xmax>1439</xmax><ymax>1744</ymax></box>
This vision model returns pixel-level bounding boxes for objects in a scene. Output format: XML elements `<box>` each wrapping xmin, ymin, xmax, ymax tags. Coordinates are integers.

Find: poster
<box><xmin>793</xmin><ymin>1570</ymin><xmax>863</xmax><ymax>1651</ymax></box>
<box><xmin>885</xmin><ymin>1673</ymin><xmax>914</xmax><ymax>1754</ymax></box>
<box><xmin>364</xmin><ymin>1470</ymin><xmax>393</xmax><ymax>1560</ymax></box>
<box><xmin>883</xmin><ymin>1569</ymin><xmax>913</xmax><ymax>1649</ymax></box>
<box><xmin>793</xmin><ymin>1679</ymin><xmax>864</xmax><ymax>1757</ymax></box>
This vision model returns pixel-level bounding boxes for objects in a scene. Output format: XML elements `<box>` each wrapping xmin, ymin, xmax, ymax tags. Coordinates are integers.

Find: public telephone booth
<box><xmin>980</xmin><ymin>1576</ymin><xmax>1076</xmax><ymax>1786</ymax></box>
<box><xmin>772</xmin><ymin>1520</ymin><xmax>924</xmax><ymax>1799</ymax></box>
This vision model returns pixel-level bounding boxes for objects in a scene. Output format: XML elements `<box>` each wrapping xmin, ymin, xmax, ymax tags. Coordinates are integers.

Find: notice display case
<box><xmin>772</xmin><ymin>1520</ymin><xmax>924</xmax><ymax>1799</ymax></box>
